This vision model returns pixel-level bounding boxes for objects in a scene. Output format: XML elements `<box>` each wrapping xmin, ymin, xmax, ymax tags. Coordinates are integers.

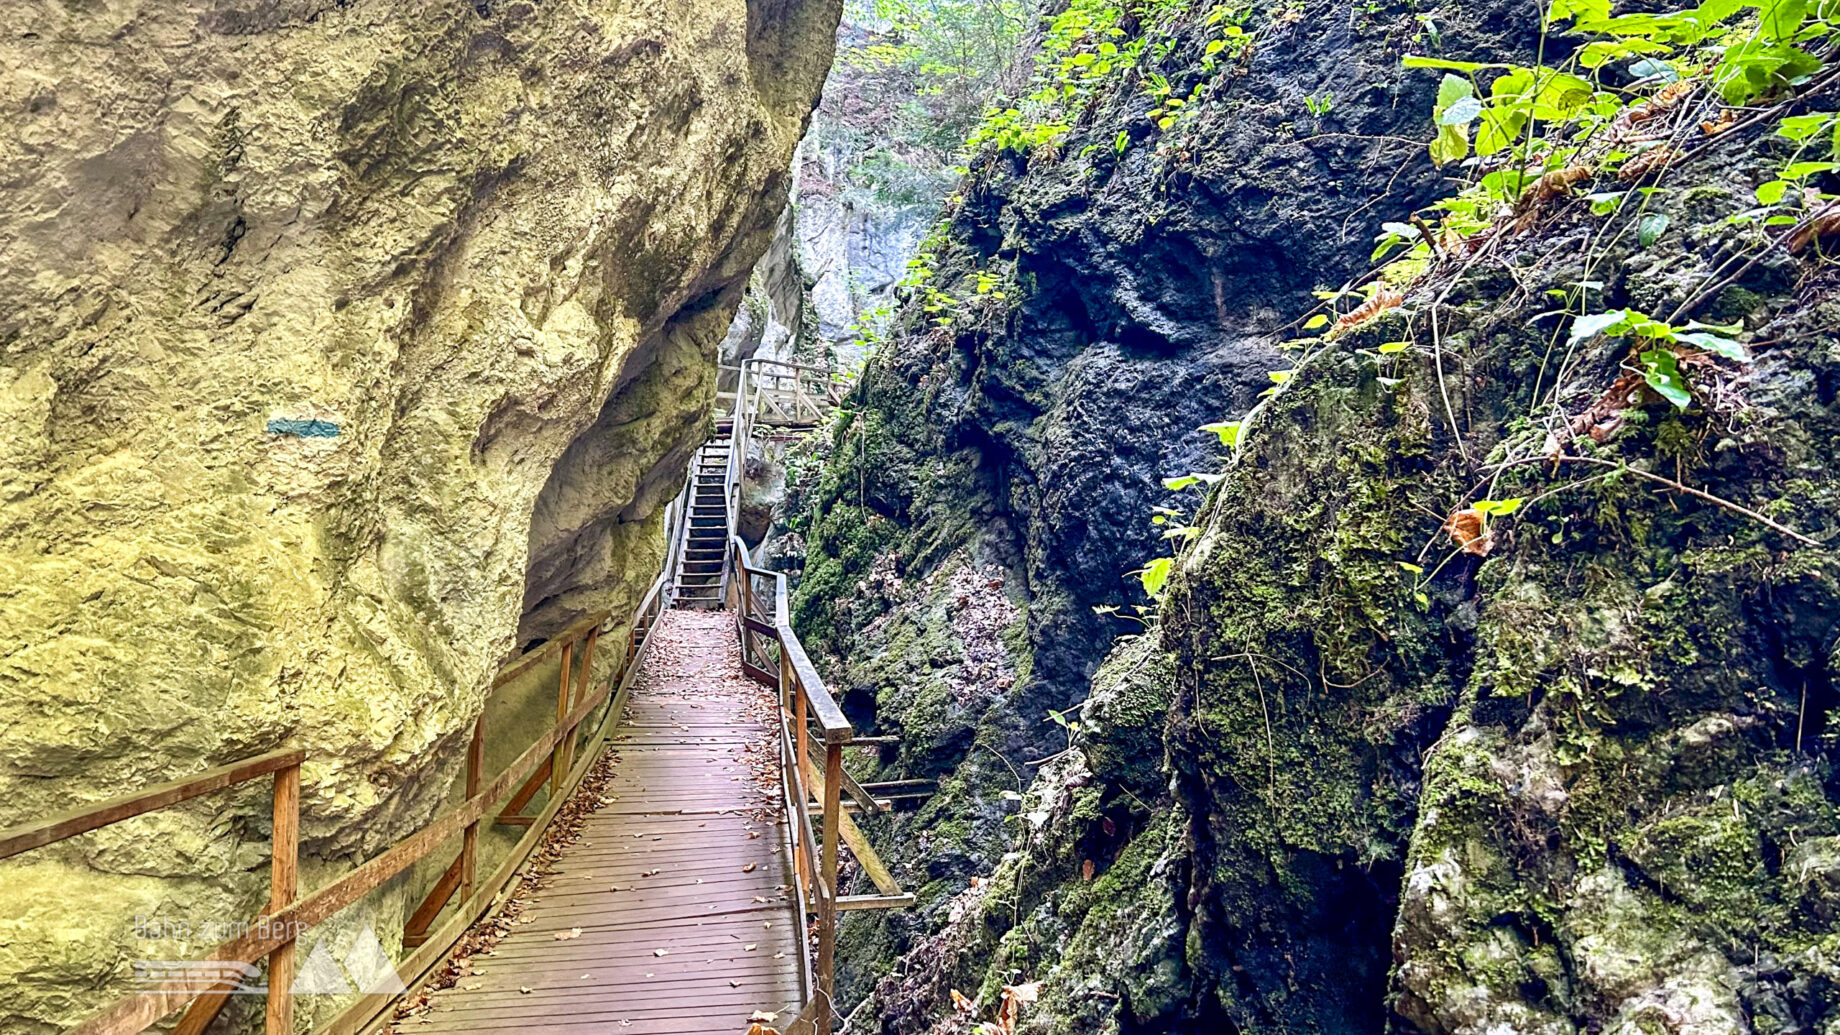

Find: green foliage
<box><xmin>1395</xmin><ymin>0</ymin><xmax>1840</xmax><ymax>259</ymax></box>
<box><xmin>1567</xmin><ymin>309</ymin><xmax>1750</xmax><ymax>409</ymax></box>
<box><xmin>850</xmin><ymin>0</ymin><xmax>1031</xmax><ymax>137</ymax></box>
<box><xmin>964</xmin><ymin>0</ymin><xmax>1265</xmax><ymax>155</ymax></box>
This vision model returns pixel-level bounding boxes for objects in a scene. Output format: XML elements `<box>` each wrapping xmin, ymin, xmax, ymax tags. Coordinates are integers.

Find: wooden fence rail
<box><xmin>0</xmin><ymin>573</ymin><xmax>672</xmax><ymax>1035</ymax></box>
<box><xmin>726</xmin><ymin>534</ymin><xmax>913</xmax><ymax>1033</ymax></box>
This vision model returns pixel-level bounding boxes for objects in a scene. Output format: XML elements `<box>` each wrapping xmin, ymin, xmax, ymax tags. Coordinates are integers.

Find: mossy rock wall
<box><xmin>0</xmin><ymin>1</ymin><xmax>839</xmax><ymax>1029</ymax></box>
<box><xmin>790</xmin><ymin>1</ymin><xmax>1840</xmax><ymax>1032</ymax></box>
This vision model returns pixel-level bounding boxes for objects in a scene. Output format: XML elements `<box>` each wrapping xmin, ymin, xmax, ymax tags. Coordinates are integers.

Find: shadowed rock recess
<box><xmin>784</xmin><ymin>1</ymin><xmax>1840</xmax><ymax>1033</ymax></box>
<box><xmin>0</xmin><ymin>0</ymin><xmax>835</xmax><ymax>1029</ymax></box>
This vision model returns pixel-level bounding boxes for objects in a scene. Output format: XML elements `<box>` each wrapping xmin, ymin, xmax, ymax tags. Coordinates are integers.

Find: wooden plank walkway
<box><xmin>403</xmin><ymin>611</ymin><xmax>804</xmax><ymax>1034</ymax></box>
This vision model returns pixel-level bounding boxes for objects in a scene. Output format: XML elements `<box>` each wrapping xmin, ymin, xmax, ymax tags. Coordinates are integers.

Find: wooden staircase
<box><xmin>672</xmin><ymin>422</ymin><xmax>732</xmax><ymax>609</ymax></box>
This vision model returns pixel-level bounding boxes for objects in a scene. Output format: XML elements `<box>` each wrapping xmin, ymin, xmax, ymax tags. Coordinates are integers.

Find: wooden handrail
<box><xmin>724</xmin><ymin>532</ymin><xmax>910</xmax><ymax>1035</ymax></box>
<box><xmin>730</xmin><ymin>534</ymin><xmax>850</xmax><ymax>740</ymax></box>
<box><xmin>491</xmin><ymin>609</ymin><xmax>611</xmax><ymax>688</ymax></box>
<box><xmin>0</xmin><ymin>570</ymin><xmax>672</xmax><ymax>1035</ymax></box>
<box><xmin>0</xmin><ymin>747</ymin><xmax>306</xmax><ymax>861</ymax></box>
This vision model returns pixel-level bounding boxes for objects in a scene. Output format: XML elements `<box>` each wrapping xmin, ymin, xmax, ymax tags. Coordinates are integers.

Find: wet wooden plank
<box><xmin>407</xmin><ymin>611</ymin><xmax>803</xmax><ymax>1034</ymax></box>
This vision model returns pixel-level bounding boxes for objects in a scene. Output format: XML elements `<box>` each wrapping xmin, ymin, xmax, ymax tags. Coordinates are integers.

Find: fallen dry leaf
<box><xmin>1442</xmin><ymin>508</ymin><xmax>1492</xmax><ymax>556</ymax></box>
<box><xmin>554</xmin><ymin>928</ymin><xmax>582</xmax><ymax>941</ymax></box>
<box><xmin>1789</xmin><ymin>201</ymin><xmax>1840</xmax><ymax>254</ymax></box>
<box><xmin>1329</xmin><ymin>289</ymin><xmax>1404</xmax><ymax>338</ymax></box>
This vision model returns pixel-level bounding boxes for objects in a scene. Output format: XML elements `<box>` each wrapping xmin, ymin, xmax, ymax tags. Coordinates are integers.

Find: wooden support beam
<box><xmin>837</xmin><ymin>893</ymin><xmax>917</xmax><ymax>911</ymax></box>
<box><xmin>815</xmin><ymin>743</ymin><xmax>843</xmax><ymax>1035</ymax></box>
<box><xmin>460</xmin><ymin>716</ymin><xmax>484</xmax><ymax>903</ymax></box>
<box><xmin>401</xmin><ymin>852</ymin><xmax>464</xmax><ymax>949</ymax></box>
<box><xmin>496</xmin><ymin>757</ymin><xmax>551</xmax><ymax>825</ymax></box>
<box><xmin>802</xmin><ymin>755</ymin><xmax>903</xmax><ymax>897</ymax></box>
<box><xmin>265</xmin><ymin>763</ymin><xmax>300</xmax><ymax>1035</ymax></box>
<box><xmin>551</xmin><ymin>640</ymin><xmax>574</xmax><ymax>801</ymax></box>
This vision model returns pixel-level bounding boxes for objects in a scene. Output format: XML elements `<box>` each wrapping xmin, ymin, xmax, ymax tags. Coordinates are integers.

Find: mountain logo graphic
<box><xmin>289</xmin><ymin>925</ymin><xmax>407</xmax><ymax>995</ymax></box>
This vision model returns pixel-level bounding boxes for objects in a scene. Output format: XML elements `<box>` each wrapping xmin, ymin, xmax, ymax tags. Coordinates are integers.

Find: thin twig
<box><xmin>1497</xmin><ymin>454</ymin><xmax>1821</xmax><ymax>546</ymax></box>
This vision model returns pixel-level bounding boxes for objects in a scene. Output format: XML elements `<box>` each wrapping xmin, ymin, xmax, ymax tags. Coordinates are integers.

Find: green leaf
<box><xmin>1781</xmin><ymin>160</ymin><xmax>1838</xmax><ymax>179</ymax></box>
<box><xmin>1586</xmin><ymin>190</ymin><xmax>1628</xmax><ymax>214</ymax></box>
<box><xmin>1695</xmin><ymin>0</ymin><xmax>1744</xmax><ymax>23</ymax></box>
<box><xmin>1777</xmin><ymin>113</ymin><xmax>1834</xmax><ymax>142</ymax></box>
<box><xmin>1489</xmin><ymin>68</ymin><xmax>1534</xmax><ymax>100</ymax></box>
<box><xmin>1439</xmin><ymin>96</ymin><xmax>1484</xmax><ymax>126</ymax></box>
<box><xmin>1431</xmin><ymin>124</ymin><xmax>1469</xmax><ymax>166</ymax></box>
<box><xmin>1759</xmin><ymin>0</ymin><xmax>1809</xmax><ymax>41</ymax></box>
<box><xmin>1115</xmin><ymin>130</ymin><xmax>1130</xmax><ymax>154</ymax></box>
<box><xmin>1200</xmin><ymin>421</ymin><xmax>1243</xmax><ymax>447</ymax></box>
<box><xmin>1569</xmin><ymin>309</ymin><xmax>1631</xmax><ymax>343</ymax></box>
<box><xmin>1398</xmin><ymin>561</ymin><xmax>1425</xmax><ymax>574</ymax></box>
<box><xmin>1640</xmin><ymin>349</ymin><xmax>1693</xmax><ymax>409</ymax></box>
<box><xmin>1138</xmin><ymin>556</ymin><xmax>1174</xmax><ymax>598</ymax></box>
<box><xmin>1550</xmin><ymin>0</ymin><xmax>1611</xmax><ymax>23</ymax></box>
<box><xmin>1403</xmin><ymin>55</ymin><xmax>1490</xmax><ymax>71</ymax></box>
<box><xmin>1268</xmin><ymin>369</ymin><xmax>1295</xmax><ymax>384</ymax></box>
<box><xmin>1638</xmin><ymin>212</ymin><xmax>1670</xmax><ymax>247</ymax></box>
<box><xmin>1163</xmin><ymin>472</ymin><xmax>1223</xmax><ymax>491</ymax></box>
<box><xmin>1304</xmin><ymin>314</ymin><xmax>1330</xmax><ymax>330</ymax></box>
<box><xmin>1414</xmin><ymin>591</ymin><xmax>1431</xmax><ymax>609</ymax></box>
<box><xmin>1473</xmin><ymin>497</ymin><xmax>1525</xmax><ymax>516</ymax></box>
<box><xmin>1532</xmin><ymin>71</ymin><xmax>1596</xmax><ymax>119</ymax></box>
<box><xmin>1378</xmin><ymin>340</ymin><xmax>1412</xmax><ymax>354</ymax></box>
<box><xmin>1756</xmin><ymin>179</ymin><xmax>1792</xmax><ymax>204</ymax></box>
<box><xmin>1475</xmin><ymin>107</ymin><xmax>1526</xmax><ymax>157</ymax></box>
<box><xmin>1675</xmin><ymin>330</ymin><xmax>1752</xmax><ymax>361</ymax></box>
<box><xmin>1430</xmin><ymin>74</ymin><xmax>1476</xmax><ymax>166</ymax></box>
<box><xmin>1435</xmin><ymin>73</ymin><xmax>1475</xmax><ymax>110</ymax></box>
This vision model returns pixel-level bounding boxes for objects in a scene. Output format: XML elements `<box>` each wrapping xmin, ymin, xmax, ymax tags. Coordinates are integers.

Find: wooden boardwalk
<box><xmin>407</xmin><ymin>611</ymin><xmax>804</xmax><ymax>1034</ymax></box>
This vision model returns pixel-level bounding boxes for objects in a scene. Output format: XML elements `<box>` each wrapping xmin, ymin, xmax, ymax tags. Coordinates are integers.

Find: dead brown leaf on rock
<box><xmin>1329</xmin><ymin>289</ymin><xmax>1403</xmax><ymax>338</ymax></box>
<box><xmin>1619</xmin><ymin>146</ymin><xmax>1680</xmax><ymax>182</ymax></box>
<box><xmin>1789</xmin><ymin>201</ymin><xmax>1840</xmax><ymax>254</ymax></box>
<box><xmin>1442</xmin><ymin>508</ymin><xmax>1493</xmax><ymax>556</ymax></box>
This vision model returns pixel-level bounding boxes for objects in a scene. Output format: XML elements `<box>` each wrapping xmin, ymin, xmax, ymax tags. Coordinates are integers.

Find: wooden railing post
<box><xmin>795</xmin><ymin>686</ymin><xmax>810</xmax><ymax>814</ymax></box>
<box><xmin>460</xmin><ymin>716</ymin><xmax>484</xmax><ymax>903</ymax></box>
<box><xmin>573</xmin><ymin>628</ymin><xmax>599</xmax><ymax>770</ymax></box>
<box><xmin>817</xmin><ymin>742</ymin><xmax>844</xmax><ymax>1033</ymax></box>
<box><xmin>551</xmin><ymin>641</ymin><xmax>574</xmax><ymax>801</ymax></box>
<box><xmin>266</xmin><ymin>762</ymin><xmax>300</xmax><ymax>1035</ymax></box>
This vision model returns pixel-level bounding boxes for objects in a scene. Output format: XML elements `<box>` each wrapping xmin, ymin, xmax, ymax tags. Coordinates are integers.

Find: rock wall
<box><xmin>787</xmin><ymin>1</ymin><xmax>1840</xmax><ymax>1033</ymax></box>
<box><xmin>0</xmin><ymin>0</ymin><xmax>836</xmax><ymax>1029</ymax></box>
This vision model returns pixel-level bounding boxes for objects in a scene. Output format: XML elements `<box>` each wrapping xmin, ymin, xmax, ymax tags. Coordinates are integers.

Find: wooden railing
<box><xmin>715</xmin><ymin>358</ymin><xmax>842</xmax><ymax>434</ymax></box>
<box><xmin>0</xmin><ymin>573</ymin><xmax>674</xmax><ymax>1035</ymax></box>
<box><xmin>726</xmin><ymin>534</ymin><xmax>913</xmax><ymax>1034</ymax></box>
<box><xmin>715</xmin><ymin>357</ymin><xmax>844</xmax><ymax>609</ymax></box>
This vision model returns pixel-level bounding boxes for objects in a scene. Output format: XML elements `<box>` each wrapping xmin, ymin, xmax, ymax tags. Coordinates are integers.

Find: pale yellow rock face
<box><xmin>0</xmin><ymin>0</ymin><xmax>836</xmax><ymax>1027</ymax></box>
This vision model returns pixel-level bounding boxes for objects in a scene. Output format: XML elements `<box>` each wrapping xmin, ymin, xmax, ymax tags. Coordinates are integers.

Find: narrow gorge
<box><xmin>3</xmin><ymin>0</ymin><xmax>1839</xmax><ymax>1034</ymax></box>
